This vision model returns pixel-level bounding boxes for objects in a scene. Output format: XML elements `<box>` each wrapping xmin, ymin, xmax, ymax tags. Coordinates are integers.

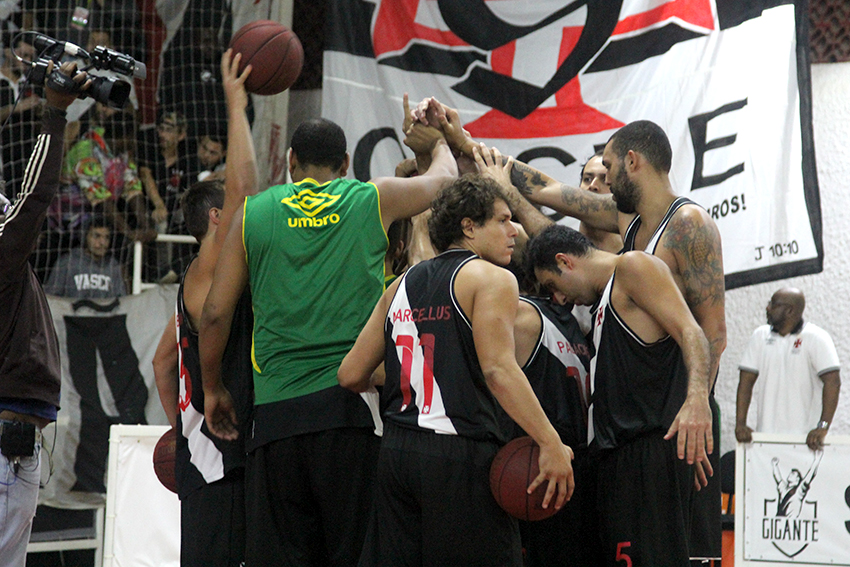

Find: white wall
<box><xmin>716</xmin><ymin>62</ymin><xmax>850</xmax><ymax>456</ymax></box>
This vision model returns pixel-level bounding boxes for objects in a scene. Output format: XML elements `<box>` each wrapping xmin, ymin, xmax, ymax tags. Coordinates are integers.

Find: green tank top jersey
<box><xmin>242</xmin><ymin>177</ymin><xmax>387</xmax><ymax>405</ymax></box>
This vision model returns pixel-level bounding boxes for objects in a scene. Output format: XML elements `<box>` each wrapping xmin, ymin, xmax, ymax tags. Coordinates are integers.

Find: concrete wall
<box><xmin>716</xmin><ymin>62</ymin><xmax>850</xmax><ymax>457</ymax></box>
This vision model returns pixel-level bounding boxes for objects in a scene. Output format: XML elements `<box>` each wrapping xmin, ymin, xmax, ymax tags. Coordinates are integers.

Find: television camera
<box><xmin>23</xmin><ymin>33</ymin><xmax>147</xmax><ymax>109</ymax></box>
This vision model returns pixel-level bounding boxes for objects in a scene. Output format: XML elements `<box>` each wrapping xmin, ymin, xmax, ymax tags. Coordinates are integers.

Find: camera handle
<box><xmin>46</xmin><ymin>70</ymin><xmax>80</xmax><ymax>95</ymax></box>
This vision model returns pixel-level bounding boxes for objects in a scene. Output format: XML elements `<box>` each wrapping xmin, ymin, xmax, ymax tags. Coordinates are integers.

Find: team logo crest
<box><xmin>762</xmin><ymin>452</ymin><xmax>823</xmax><ymax>558</ymax></box>
<box><xmin>368</xmin><ymin>0</ymin><xmax>715</xmax><ymax>138</ymax></box>
<box><xmin>281</xmin><ymin>189</ymin><xmax>341</xmax><ymax>218</ymax></box>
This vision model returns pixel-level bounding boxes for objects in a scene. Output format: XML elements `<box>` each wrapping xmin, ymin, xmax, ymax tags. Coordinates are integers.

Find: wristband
<box><xmin>816</xmin><ymin>420</ymin><xmax>830</xmax><ymax>430</ymax></box>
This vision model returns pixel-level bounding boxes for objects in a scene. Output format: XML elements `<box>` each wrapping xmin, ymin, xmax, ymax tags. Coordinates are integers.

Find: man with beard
<box><xmin>736</xmin><ymin>288</ymin><xmax>840</xmax><ymax>451</ymax></box>
<box><xmin>526</xmin><ymin>224</ymin><xmax>712</xmax><ymax>567</ymax></box>
<box><xmin>497</xmin><ymin>120</ymin><xmax>726</xmax><ymax>565</ymax></box>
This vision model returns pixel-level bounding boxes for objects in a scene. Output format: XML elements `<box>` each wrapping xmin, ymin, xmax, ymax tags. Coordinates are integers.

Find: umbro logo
<box><xmin>281</xmin><ymin>189</ymin><xmax>340</xmax><ymax>218</ymax></box>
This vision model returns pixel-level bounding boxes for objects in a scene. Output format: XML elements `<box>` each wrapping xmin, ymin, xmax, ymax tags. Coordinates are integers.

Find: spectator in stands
<box><xmin>196</xmin><ymin>132</ymin><xmax>226</xmax><ymax>182</ymax></box>
<box><xmin>63</xmin><ymin>103</ymin><xmax>156</xmax><ymax>244</ymax></box>
<box><xmin>736</xmin><ymin>287</ymin><xmax>841</xmax><ymax>451</ymax></box>
<box><xmin>159</xmin><ymin>20</ymin><xmax>230</xmax><ymax>143</ymax></box>
<box><xmin>0</xmin><ymin>32</ymin><xmax>38</xmax><ymax>199</ymax></box>
<box><xmin>44</xmin><ymin>215</ymin><xmax>127</xmax><ymax>298</ymax></box>
<box><xmin>140</xmin><ymin>111</ymin><xmax>196</xmax><ymax>282</ymax></box>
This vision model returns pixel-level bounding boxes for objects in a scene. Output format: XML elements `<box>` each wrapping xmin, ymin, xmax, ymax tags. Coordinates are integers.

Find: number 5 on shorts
<box><xmin>616</xmin><ymin>541</ymin><xmax>632</xmax><ymax>567</ymax></box>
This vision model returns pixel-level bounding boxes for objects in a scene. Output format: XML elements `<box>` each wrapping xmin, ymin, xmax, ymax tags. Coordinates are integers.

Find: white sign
<box><xmin>736</xmin><ymin>433</ymin><xmax>850</xmax><ymax>566</ymax></box>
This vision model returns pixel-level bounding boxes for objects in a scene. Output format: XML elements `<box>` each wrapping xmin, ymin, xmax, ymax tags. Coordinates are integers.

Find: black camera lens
<box><xmin>89</xmin><ymin>76</ymin><xmax>131</xmax><ymax>109</ymax></box>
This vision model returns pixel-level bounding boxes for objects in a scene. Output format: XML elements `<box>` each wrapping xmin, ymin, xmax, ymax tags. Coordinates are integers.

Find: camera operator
<box><xmin>0</xmin><ymin>60</ymin><xmax>89</xmax><ymax>566</ymax></box>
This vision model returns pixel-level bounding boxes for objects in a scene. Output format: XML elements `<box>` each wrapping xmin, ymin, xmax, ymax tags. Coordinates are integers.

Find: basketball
<box><xmin>489</xmin><ymin>436</ymin><xmax>559</xmax><ymax>521</ymax></box>
<box><xmin>153</xmin><ymin>427</ymin><xmax>178</xmax><ymax>494</ymax></box>
<box><xmin>229</xmin><ymin>20</ymin><xmax>303</xmax><ymax>95</ymax></box>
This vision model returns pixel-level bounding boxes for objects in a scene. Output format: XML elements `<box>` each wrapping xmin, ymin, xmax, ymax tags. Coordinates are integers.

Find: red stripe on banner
<box><xmin>466</xmin><ymin>23</ymin><xmax>623</xmax><ymax>139</ymax></box>
<box><xmin>491</xmin><ymin>41</ymin><xmax>516</xmax><ymax>77</ymax></box>
<box><xmin>555</xmin><ymin>27</ymin><xmax>582</xmax><ymax>108</ymax></box>
<box><xmin>614</xmin><ymin>0</ymin><xmax>715</xmax><ymax>35</ymax></box>
<box><xmin>373</xmin><ymin>0</ymin><xmax>469</xmax><ymax>56</ymax></box>
<box><xmin>465</xmin><ymin>96</ymin><xmax>624</xmax><ymax>139</ymax></box>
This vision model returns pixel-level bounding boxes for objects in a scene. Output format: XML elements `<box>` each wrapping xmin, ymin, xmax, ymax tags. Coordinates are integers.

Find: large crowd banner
<box><xmin>39</xmin><ymin>286</ymin><xmax>176</xmax><ymax>509</ymax></box>
<box><xmin>736</xmin><ymin>434</ymin><xmax>850</xmax><ymax>566</ymax></box>
<box><xmin>323</xmin><ymin>0</ymin><xmax>822</xmax><ymax>289</ymax></box>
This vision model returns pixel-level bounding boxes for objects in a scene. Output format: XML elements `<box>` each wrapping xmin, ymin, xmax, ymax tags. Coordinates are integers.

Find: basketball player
<box><xmin>526</xmin><ymin>224</ymin><xmax>712</xmax><ymax>567</ymax></box>
<box><xmin>152</xmin><ymin>49</ymin><xmax>256</xmax><ymax>567</ymax></box>
<box><xmin>577</xmin><ymin>150</ymin><xmax>622</xmax><ymax>254</ymax></box>
<box><xmin>511</xmin><ymin>294</ymin><xmax>599</xmax><ymax>567</ymax></box>
<box><xmin>478</xmin><ymin>119</ymin><xmax>725</xmax><ymax>564</ymax></box>
<box><xmin>198</xmin><ymin>109</ymin><xmax>457</xmax><ymax>564</ymax></box>
<box><xmin>338</xmin><ymin>174</ymin><xmax>574</xmax><ymax>567</ymax></box>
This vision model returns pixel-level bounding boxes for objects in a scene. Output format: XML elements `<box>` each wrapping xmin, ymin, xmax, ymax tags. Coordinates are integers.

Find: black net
<box><xmin>810</xmin><ymin>0</ymin><xmax>850</xmax><ymax>63</ymax></box>
<box><xmin>2</xmin><ymin>1</ymin><xmax>318</xmax><ymax>291</ymax></box>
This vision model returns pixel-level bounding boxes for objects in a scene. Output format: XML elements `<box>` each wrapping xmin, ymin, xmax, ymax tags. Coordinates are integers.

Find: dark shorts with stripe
<box><xmin>597</xmin><ymin>433</ymin><xmax>694</xmax><ymax>567</ymax></box>
<box><xmin>180</xmin><ymin>467</ymin><xmax>246</xmax><ymax>567</ymax></box>
<box><xmin>359</xmin><ymin>421</ymin><xmax>522</xmax><ymax>567</ymax></box>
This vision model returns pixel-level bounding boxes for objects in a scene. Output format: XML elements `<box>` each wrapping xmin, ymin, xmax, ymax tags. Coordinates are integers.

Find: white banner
<box><xmin>737</xmin><ymin>434</ymin><xmax>850</xmax><ymax>566</ymax></box>
<box><xmin>104</xmin><ymin>425</ymin><xmax>180</xmax><ymax>567</ymax></box>
<box><xmin>322</xmin><ymin>0</ymin><xmax>822</xmax><ymax>289</ymax></box>
<box><xmin>39</xmin><ymin>286</ymin><xmax>176</xmax><ymax>509</ymax></box>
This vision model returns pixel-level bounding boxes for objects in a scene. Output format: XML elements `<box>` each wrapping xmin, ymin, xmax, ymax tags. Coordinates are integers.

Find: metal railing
<box><xmin>131</xmin><ymin>234</ymin><xmax>196</xmax><ymax>294</ymax></box>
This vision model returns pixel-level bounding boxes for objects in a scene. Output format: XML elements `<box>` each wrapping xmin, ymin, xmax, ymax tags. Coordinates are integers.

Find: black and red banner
<box><xmin>323</xmin><ymin>0</ymin><xmax>821</xmax><ymax>288</ymax></box>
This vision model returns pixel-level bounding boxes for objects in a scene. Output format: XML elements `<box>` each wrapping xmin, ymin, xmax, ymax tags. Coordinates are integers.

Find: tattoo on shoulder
<box><xmin>663</xmin><ymin>213</ymin><xmax>725</xmax><ymax>310</ymax></box>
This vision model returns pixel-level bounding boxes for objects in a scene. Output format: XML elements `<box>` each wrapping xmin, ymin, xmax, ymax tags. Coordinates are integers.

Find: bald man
<box><xmin>736</xmin><ymin>287</ymin><xmax>841</xmax><ymax>451</ymax></box>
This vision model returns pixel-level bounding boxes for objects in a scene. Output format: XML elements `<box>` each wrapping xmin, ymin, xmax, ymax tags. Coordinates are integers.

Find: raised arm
<box><xmin>461</xmin><ymin>262</ymin><xmax>574</xmax><ymax>509</ymax></box>
<box><xmin>803</xmin><ymin>451</ymin><xmax>823</xmax><ymax>485</ymax></box>
<box><xmin>428</xmin><ymin>97</ymin><xmax>621</xmax><ymax>234</ymax></box>
<box><xmin>473</xmin><ymin>144</ymin><xmax>553</xmax><ymax>237</ymax></box>
<box><xmin>771</xmin><ymin>457</ymin><xmax>782</xmax><ymax>485</ymax></box>
<box><xmin>195</xmin><ymin>49</ymin><xmax>259</xmax><ymax>280</ymax></box>
<box><xmin>0</xmin><ymin>62</ymin><xmax>86</xmax><ymax>272</ymax></box>
<box><xmin>662</xmin><ymin>206</ymin><xmax>727</xmax><ymax>383</ymax></box>
<box><xmin>373</xmin><ymin>125</ymin><xmax>457</xmax><ymax>230</ymax></box>
<box><xmin>199</xmin><ymin>205</ymin><xmax>249</xmax><ymax>440</ymax></box>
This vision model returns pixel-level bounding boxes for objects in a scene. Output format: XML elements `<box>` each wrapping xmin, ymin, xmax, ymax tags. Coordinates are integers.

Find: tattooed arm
<box><xmin>663</xmin><ymin>206</ymin><xmax>727</xmax><ymax>386</ymax></box>
<box><xmin>473</xmin><ymin>145</ymin><xmax>554</xmax><ymax>237</ymax></box>
<box><xmin>509</xmin><ymin>159</ymin><xmax>622</xmax><ymax>233</ymax></box>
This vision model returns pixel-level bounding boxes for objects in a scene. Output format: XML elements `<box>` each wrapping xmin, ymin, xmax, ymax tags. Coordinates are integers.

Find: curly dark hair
<box><xmin>427</xmin><ymin>174</ymin><xmax>505</xmax><ymax>253</ymax></box>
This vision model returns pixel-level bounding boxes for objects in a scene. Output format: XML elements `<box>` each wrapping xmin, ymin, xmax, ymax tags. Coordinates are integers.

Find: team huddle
<box><xmin>154</xmin><ymin>51</ymin><xmax>726</xmax><ymax>567</ymax></box>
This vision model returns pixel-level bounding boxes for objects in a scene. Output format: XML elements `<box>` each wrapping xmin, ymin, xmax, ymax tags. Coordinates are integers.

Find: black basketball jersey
<box><xmin>589</xmin><ymin>271</ymin><xmax>688</xmax><ymax>450</ymax></box>
<box><xmin>383</xmin><ymin>249</ymin><xmax>504</xmax><ymax>443</ymax></box>
<box><xmin>622</xmin><ymin>196</ymin><xmax>696</xmax><ymax>253</ymax></box>
<box><xmin>175</xmin><ymin>257</ymin><xmax>254</xmax><ymax>499</ymax></box>
<box><xmin>505</xmin><ymin>297</ymin><xmax>591</xmax><ymax>449</ymax></box>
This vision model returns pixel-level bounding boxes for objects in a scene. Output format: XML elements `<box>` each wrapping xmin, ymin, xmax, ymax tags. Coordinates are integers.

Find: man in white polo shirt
<box><xmin>736</xmin><ymin>287</ymin><xmax>841</xmax><ymax>451</ymax></box>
